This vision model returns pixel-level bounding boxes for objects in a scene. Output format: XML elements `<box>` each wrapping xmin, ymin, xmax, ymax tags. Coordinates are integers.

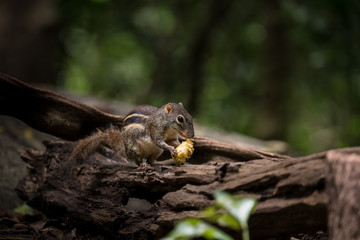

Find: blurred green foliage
<box><xmin>58</xmin><ymin>0</ymin><xmax>360</xmax><ymax>155</ymax></box>
<box><xmin>162</xmin><ymin>218</ymin><xmax>233</xmax><ymax>240</ymax></box>
<box><xmin>14</xmin><ymin>203</ymin><xmax>34</xmax><ymax>216</ymax></box>
<box><xmin>162</xmin><ymin>191</ymin><xmax>257</xmax><ymax>240</ymax></box>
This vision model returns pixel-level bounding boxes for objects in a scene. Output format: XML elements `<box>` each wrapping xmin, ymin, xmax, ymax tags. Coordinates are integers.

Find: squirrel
<box><xmin>69</xmin><ymin>102</ymin><xmax>194</xmax><ymax>167</ymax></box>
<box><xmin>122</xmin><ymin>102</ymin><xmax>194</xmax><ymax>165</ymax></box>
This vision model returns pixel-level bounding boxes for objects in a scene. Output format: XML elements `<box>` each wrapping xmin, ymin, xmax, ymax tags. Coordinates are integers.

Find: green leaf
<box><xmin>13</xmin><ymin>203</ymin><xmax>34</xmax><ymax>216</ymax></box>
<box><xmin>202</xmin><ymin>206</ymin><xmax>220</xmax><ymax>222</ymax></box>
<box><xmin>217</xmin><ymin>214</ymin><xmax>241</xmax><ymax>231</ymax></box>
<box><xmin>214</xmin><ymin>191</ymin><xmax>257</xmax><ymax>229</ymax></box>
<box><xmin>161</xmin><ymin>218</ymin><xmax>233</xmax><ymax>240</ymax></box>
<box><xmin>202</xmin><ymin>207</ymin><xmax>240</xmax><ymax>231</ymax></box>
<box><xmin>202</xmin><ymin>206</ymin><xmax>217</xmax><ymax>218</ymax></box>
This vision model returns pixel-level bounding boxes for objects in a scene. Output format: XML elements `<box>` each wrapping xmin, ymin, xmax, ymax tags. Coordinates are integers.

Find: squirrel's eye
<box><xmin>177</xmin><ymin>116</ymin><xmax>184</xmax><ymax>123</ymax></box>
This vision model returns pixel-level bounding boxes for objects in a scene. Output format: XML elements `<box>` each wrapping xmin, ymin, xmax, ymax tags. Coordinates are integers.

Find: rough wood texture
<box><xmin>0</xmin><ymin>72</ymin><xmax>124</xmax><ymax>140</ymax></box>
<box><xmin>14</xmin><ymin>140</ymin><xmax>343</xmax><ymax>240</ymax></box>
<box><xmin>325</xmin><ymin>150</ymin><xmax>360</xmax><ymax>240</ymax></box>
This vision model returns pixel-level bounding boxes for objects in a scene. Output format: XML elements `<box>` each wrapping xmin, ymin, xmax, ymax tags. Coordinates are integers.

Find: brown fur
<box><xmin>66</xmin><ymin>102</ymin><xmax>194</xmax><ymax>171</ymax></box>
<box><xmin>70</xmin><ymin>128</ymin><xmax>123</xmax><ymax>163</ymax></box>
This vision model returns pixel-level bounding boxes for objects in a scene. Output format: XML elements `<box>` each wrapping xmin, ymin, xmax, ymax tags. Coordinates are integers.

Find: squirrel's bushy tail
<box><xmin>60</xmin><ymin>127</ymin><xmax>123</xmax><ymax>176</ymax></box>
<box><xmin>70</xmin><ymin>128</ymin><xmax>123</xmax><ymax>163</ymax></box>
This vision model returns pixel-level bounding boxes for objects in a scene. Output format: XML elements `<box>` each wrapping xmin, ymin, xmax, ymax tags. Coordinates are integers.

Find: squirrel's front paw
<box><xmin>139</xmin><ymin>162</ymin><xmax>151</xmax><ymax>168</ymax></box>
<box><xmin>169</xmin><ymin>146</ymin><xmax>177</xmax><ymax>158</ymax></box>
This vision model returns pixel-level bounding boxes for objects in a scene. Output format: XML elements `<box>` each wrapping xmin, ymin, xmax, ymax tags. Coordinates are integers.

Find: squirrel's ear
<box><xmin>165</xmin><ymin>103</ymin><xmax>173</xmax><ymax>114</ymax></box>
<box><xmin>178</xmin><ymin>102</ymin><xmax>184</xmax><ymax>107</ymax></box>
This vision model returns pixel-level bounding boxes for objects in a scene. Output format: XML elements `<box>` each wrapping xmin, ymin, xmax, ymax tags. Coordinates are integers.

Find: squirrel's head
<box><xmin>163</xmin><ymin>102</ymin><xmax>194</xmax><ymax>138</ymax></box>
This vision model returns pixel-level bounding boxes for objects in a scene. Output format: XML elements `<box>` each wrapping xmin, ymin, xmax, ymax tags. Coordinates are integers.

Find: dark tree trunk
<box><xmin>254</xmin><ymin>0</ymin><xmax>291</xmax><ymax>139</ymax></box>
<box><xmin>186</xmin><ymin>0</ymin><xmax>234</xmax><ymax>114</ymax></box>
<box><xmin>0</xmin><ymin>0</ymin><xmax>60</xmax><ymax>84</ymax></box>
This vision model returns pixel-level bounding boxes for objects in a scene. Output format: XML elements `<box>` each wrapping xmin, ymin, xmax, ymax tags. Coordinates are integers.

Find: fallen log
<box><xmin>15</xmin><ymin>140</ymin><xmax>349</xmax><ymax>239</ymax></box>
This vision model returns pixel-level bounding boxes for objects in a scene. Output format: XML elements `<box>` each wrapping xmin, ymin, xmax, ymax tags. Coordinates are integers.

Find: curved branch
<box><xmin>0</xmin><ymin>72</ymin><xmax>287</xmax><ymax>161</ymax></box>
<box><xmin>0</xmin><ymin>72</ymin><xmax>123</xmax><ymax>140</ymax></box>
<box><xmin>193</xmin><ymin>136</ymin><xmax>289</xmax><ymax>160</ymax></box>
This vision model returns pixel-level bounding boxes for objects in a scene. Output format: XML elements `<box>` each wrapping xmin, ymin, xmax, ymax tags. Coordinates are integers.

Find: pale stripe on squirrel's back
<box><xmin>123</xmin><ymin>114</ymin><xmax>148</xmax><ymax>126</ymax></box>
<box><xmin>123</xmin><ymin>105</ymin><xmax>158</xmax><ymax>127</ymax></box>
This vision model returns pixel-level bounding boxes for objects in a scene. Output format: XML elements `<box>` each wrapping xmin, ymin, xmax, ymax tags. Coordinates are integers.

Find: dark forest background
<box><xmin>1</xmin><ymin>0</ymin><xmax>359</xmax><ymax>155</ymax></box>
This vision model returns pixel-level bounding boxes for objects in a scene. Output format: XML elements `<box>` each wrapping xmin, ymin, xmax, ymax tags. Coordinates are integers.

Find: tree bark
<box><xmin>325</xmin><ymin>150</ymin><xmax>360</xmax><ymax>240</ymax></box>
<box><xmin>14</xmin><ymin>140</ymin><xmax>346</xmax><ymax>240</ymax></box>
<box><xmin>0</xmin><ymin>72</ymin><xmax>124</xmax><ymax>140</ymax></box>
